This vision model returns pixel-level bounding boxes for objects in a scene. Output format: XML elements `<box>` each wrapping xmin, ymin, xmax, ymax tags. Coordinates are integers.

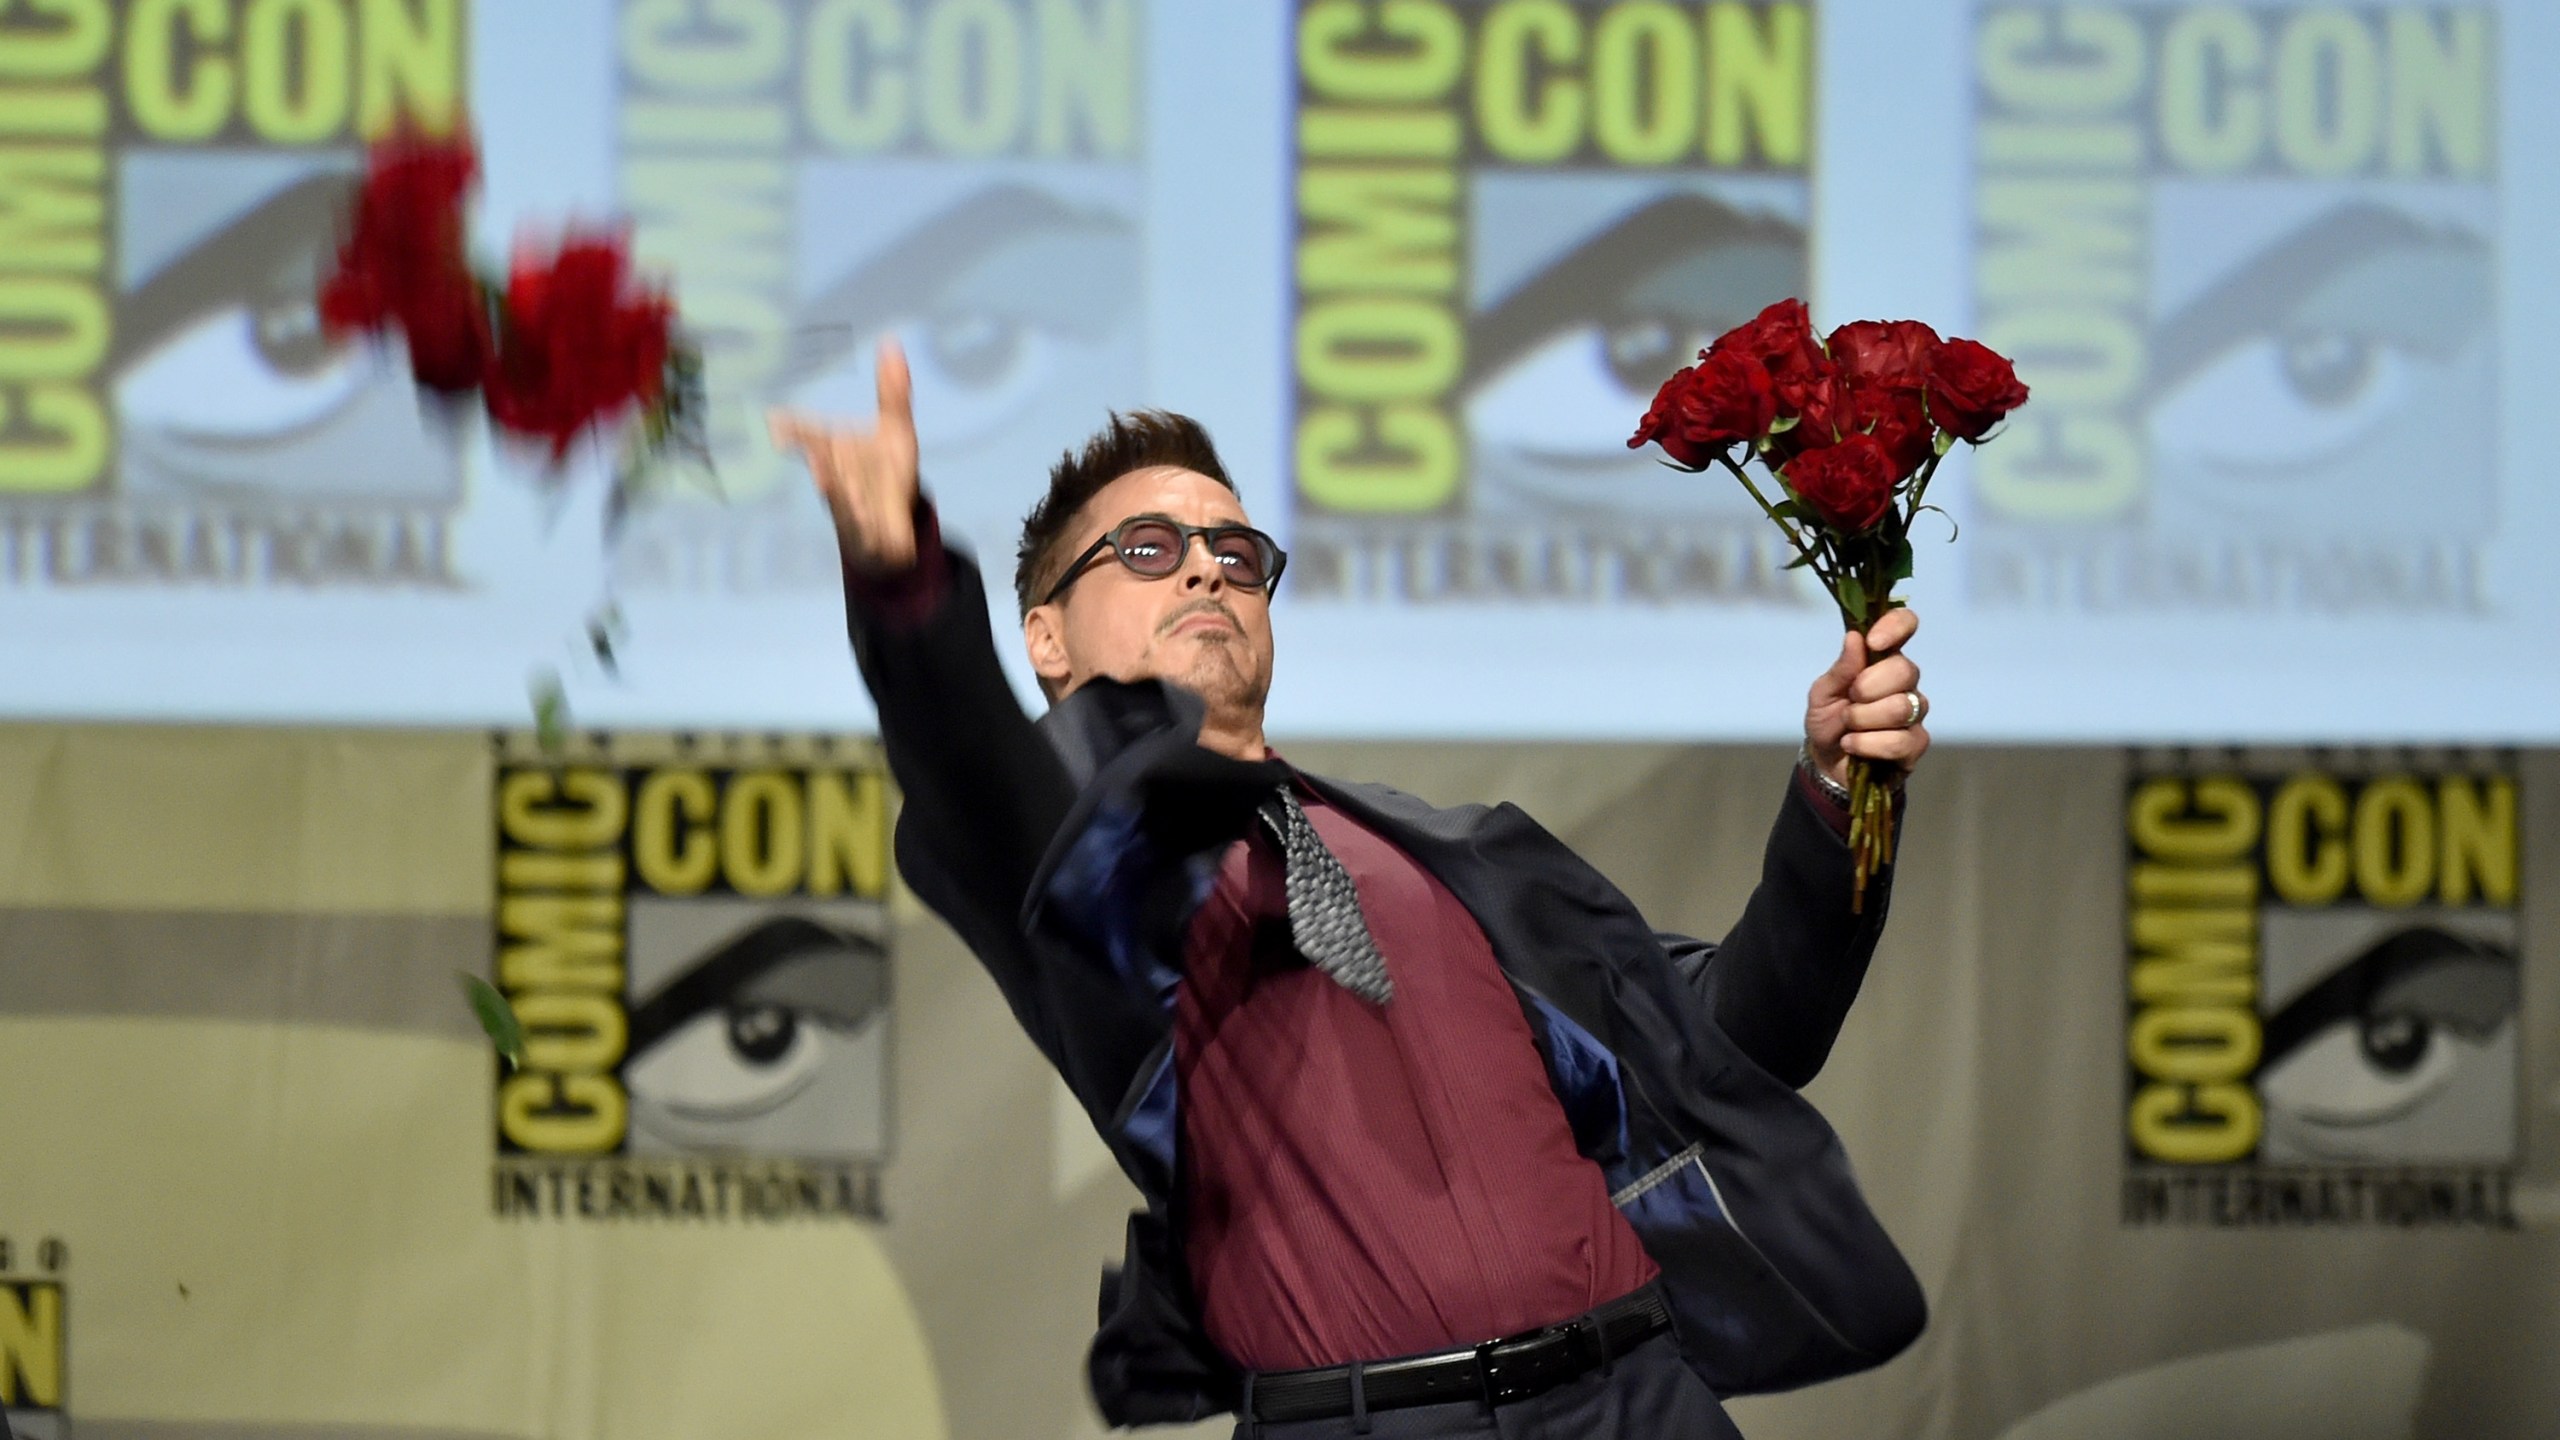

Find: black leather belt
<box><xmin>1245</xmin><ymin>1284</ymin><xmax>1674</xmax><ymax>1424</ymax></box>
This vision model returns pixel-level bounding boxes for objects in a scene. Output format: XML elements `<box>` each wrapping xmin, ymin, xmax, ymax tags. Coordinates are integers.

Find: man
<box><xmin>771</xmin><ymin>342</ymin><xmax>1933</xmax><ymax>1438</ymax></box>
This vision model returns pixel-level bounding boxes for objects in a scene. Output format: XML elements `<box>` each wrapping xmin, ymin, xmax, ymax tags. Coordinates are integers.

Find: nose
<box><xmin>1176</xmin><ymin>532</ymin><xmax>1226</xmax><ymax>593</ymax></box>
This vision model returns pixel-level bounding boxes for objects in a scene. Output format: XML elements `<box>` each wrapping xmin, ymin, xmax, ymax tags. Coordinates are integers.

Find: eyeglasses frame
<box><xmin>1039</xmin><ymin>514</ymin><xmax>1289</xmax><ymax>608</ymax></box>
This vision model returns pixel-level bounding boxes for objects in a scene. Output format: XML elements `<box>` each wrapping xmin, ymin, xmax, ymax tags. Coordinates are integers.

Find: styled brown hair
<box><xmin>1014</xmin><ymin>410</ymin><xmax>1236</xmax><ymax>617</ymax></box>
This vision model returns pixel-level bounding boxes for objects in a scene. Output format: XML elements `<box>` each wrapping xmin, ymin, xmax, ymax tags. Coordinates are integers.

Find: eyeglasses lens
<box><xmin>1115</xmin><ymin>520</ymin><xmax>1186</xmax><ymax>576</ymax></box>
<box><xmin>1210</xmin><ymin>531</ymin><xmax>1270</xmax><ymax>585</ymax></box>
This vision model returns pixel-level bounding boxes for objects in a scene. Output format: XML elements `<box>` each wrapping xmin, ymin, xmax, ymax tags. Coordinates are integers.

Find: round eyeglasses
<box><xmin>1041</xmin><ymin>516</ymin><xmax>1288</xmax><ymax>607</ymax></box>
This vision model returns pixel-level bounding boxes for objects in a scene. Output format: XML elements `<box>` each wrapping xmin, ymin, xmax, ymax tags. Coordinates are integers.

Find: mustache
<box><xmin>1160</xmin><ymin>599</ymin><xmax>1242</xmax><ymax>635</ymax></box>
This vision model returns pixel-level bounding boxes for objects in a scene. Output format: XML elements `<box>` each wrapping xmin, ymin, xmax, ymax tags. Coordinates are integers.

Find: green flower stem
<box><xmin>1703</xmin><ymin>440</ymin><xmax>1921</xmax><ymax>913</ymax></box>
<box><xmin>1833</xmin><ymin>443</ymin><xmax>1954</xmax><ymax>910</ymax></box>
<box><xmin>1710</xmin><ymin>449</ymin><xmax>1830</xmax><ymax>578</ymax></box>
<box><xmin>1905</xmin><ymin>449</ymin><xmax>1948</xmax><ymax>513</ymax></box>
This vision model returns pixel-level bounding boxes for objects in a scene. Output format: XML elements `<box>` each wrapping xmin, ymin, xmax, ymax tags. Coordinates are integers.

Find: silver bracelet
<box><xmin>1797</xmin><ymin>743</ymin><xmax>1852</xmax><ymax>805</ymax></box>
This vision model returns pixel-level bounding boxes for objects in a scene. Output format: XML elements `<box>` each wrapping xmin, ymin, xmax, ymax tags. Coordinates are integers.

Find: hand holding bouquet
<box><xmin>1629</xmin><ymin>300</ymin><xmax>2028</xmax><ymax>911</ymax></box>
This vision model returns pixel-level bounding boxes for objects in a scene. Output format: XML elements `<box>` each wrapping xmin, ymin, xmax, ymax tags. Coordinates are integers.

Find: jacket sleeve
<box><xmin>1660</xmin><ymin>771</ymin><xmax>1902</xmax><ymax>1089</ymax></box>
<box><xmin>844</xmin><ymin>498</ymin><xmax>1076</xmax><ymax>1059</ymax></box>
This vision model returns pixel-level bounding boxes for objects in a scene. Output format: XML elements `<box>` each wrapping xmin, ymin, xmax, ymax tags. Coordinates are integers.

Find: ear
<box><xmin>1023</xmin><ymin>605</ymin><xmax>1073</xmax><ymax>691</ymax></box>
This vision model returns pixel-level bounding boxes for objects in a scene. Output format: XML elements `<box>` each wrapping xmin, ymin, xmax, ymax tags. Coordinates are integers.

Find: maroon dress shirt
<box><xmin>1176</xmin><ymin>777</ymin><xmax>1665</xmax><ymax>1371</ymax></box>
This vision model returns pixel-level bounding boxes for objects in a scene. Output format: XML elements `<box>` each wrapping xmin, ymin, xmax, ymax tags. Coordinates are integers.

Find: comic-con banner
<box><xmin>2123</xmin><ymin>749</ymin><xmax>2521</xmax><ymax>1228</ymax></box>
<box><xmin>490</xmin><ymin>736</ymin><xmax>895</xmax><ymax>1222</ymax></box>
<box><xmin>611</xmin><ymin>0</ymin><xmax>1142</xmax><ymax>595</ymax></box>
<box><xmin>1286</xmin><ymin>0</ymin><xmax>1818</xmax><ymax>606</ymax></box>
<box><xmin>0</xmin><ymin>0</ymin><xmax>470</xmax><ymax>589</ymax></box>
<box><xmin>1970</xmin><ymin>5</ymin><xmax>2496</xmax><ymax>617</ymax></box>
<box><xmin>1</xmin><ymin>1236</ymin><xmax>67</xmax><ymax>1440</ymax></box>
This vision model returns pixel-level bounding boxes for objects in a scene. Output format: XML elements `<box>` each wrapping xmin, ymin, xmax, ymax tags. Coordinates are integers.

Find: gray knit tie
<box><xmin>1259</xmin><ymin>787</ymin><xmax>1393</xmax><ymax>1004</ymax></box>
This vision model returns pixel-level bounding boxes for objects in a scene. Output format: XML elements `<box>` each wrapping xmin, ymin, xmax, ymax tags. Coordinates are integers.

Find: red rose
<box><xmin>1678</xmin><ymin>349</ymin><xmax>1779</xmax><ymax>448</ymax></box>
<box><xmin>1712</xmin><ymin>298</ymin><xmax>1831</xmax><ymax>413</ymax></box>
<box><xmin>1783</xmin><ymin>431</ymin><xmax>1900</xmax><ymax>533</ymax></box>
<box><xmin>1762</xmin><ymin>366</ymin><xmax>1846</xmax><ymax>468</ymax></box>
<box><xmin>1628</xmin><ymin>347</ymin><xmax>1776</xmax><ymax>467</ymax></box>
<box><xmin>1628</xmin><ymin>364</ymin><xmax>1712</xmax><ymax>468</ymax></box>
<box><xmin>390</xmin><ymin>278</ymin><xmax>493</xmax><ymax>393</ymax></box>
<box><xmin>484</xmin><ymin>231</ymin><xmax>673</xmax><ymax>459</ymax></box>
<box><xmin>318</xmin><ymin>132</ymin><xmax>490</xmax><ymax>393</ymax></box>
<box><xmin>1926</xmin><ymin>337</ymin><xmax>2030</xmax><ymax>441</ymax></box>
<box><xmin>1837</xmin><ymin>379</ymin><xmax>1937</xmax><ymax>476</ymax></box>
<box><xmin>1826</xmin><ymin>319</ymin><xmax>1940</xmax><ymax>393</ymax></box>
<box><xmin>1716</xmin><ymin>298</ymin><xmax>1821</xmax><ymax>371</ymax></box>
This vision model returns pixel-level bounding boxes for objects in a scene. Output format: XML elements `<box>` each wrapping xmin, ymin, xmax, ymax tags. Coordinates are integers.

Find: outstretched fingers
<box><xmin>873</xmin><ymin>336</ymin><xmax>913</xmax><ymax>441</ymax></box>
<box><xmin>767</xmin><ymin>410</ymin><xmax>838</xmax><ymax>499</ymax></box>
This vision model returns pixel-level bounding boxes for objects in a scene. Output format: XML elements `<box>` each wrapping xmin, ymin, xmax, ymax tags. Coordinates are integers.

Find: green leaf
<box><xmin>457</xmin><ymin>972</ymin><xmax>525</xmax><ymax>1071</ymax></box>
<box><xmin>1835</xmin><ymin>574</ymin><xmax>1868</xmax><ymax>622</ymax></box>
<box><xmin>1886</xmin><ymin>537</ymin><xmax>1916</xmax><ymax>583</ymax></box>
<box><xmin>1769</xmin><ymin>414</ymin><xmax>1800</xmax><ymax>435</ymax></box>
<box><xmin>1933</xmin><ymin>427</ymin><xmax>1957</xmax><ymax>458</ymax></box>
<box><xmin>1783</xmin><ymin>549</ymin><xmax>1820</xmax><ymax>571</ymax></box>
<box><xmin>1770</xmin><ymin>499</ymin><xmax>1812</xmax><ymax>524</ymax></box>
<box><xmin>531</xmin><ymin>672</ymin><xmax>569</xmax><ymax>755</ymax></box>
<box><xmin>586</xmin><ymin>623</ymin><xmax>620</xmax><ymax>678</ymax></box>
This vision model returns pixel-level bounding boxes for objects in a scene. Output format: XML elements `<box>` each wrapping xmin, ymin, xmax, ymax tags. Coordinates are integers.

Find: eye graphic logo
<box><xmin>490</xmin><ymin>739</ymin><xmax>895</xmax><ymax>1223</ymax></box>
<box><xmin>2122</xmin><ymin>754</ymin><xmax>2523</xmax><ymax>1229</ymax></box>
<box><xmin>1970</xmin><ymin>5</ymin><xmax>2497</xmax><ymax>616</ymax></box>
<box><xmin>2258</xmin><ymin>921</ymin><xmax>2516</xmax><ymax>1165</ymax></box>
<box><xmin>625</xmin><ymin>911</ymin><xmax>891</xmax><ymax>1159</ymax></box>
<box><xmin>0</xmin><ymin>0</ymin><xmax>471</xmax><ymax>590</ymax></box>
<box><xmin>610</xmin><ymin>0</ymin><xmax>1143</xmax><ymax>598</ymax></box>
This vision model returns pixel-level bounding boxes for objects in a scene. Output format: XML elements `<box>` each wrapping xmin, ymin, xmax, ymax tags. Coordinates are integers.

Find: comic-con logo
<box><xmin>490</xmin><ymin>740</ymin><xmax>894</xmax><ymax>1222</ymax></box>
<box><xmin>0</xmin><ymin>0</ymin><xmax>471</xmax><ymax>589</ymax></box>
<box><xmin>0</xmin><ymin>1237</ymin><xmax>67</xmax><ymax>1440</ymax></box>
<box><xmin>1288</xmin><ymin>0</ymin><xmax>1820</xmax><ymax>605</ymax></box>
<box><xmin>1970</xmin><ymin>6</ymin><xmax>2495</xmax><ymax>615</ymax></box>
<box><xmin>611</xmin><ymin>0</ymin><xmax>1142</xmax><ymax>595</ymax></box>
<box><xmin>2122</xmin><ymin>754</ymin><xmax>2521</xmax><ymax>1227</ymax></box>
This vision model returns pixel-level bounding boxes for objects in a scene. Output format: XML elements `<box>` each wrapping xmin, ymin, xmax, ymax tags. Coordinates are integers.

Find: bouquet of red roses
<box><xmin>1628</xmin><ymin>299</ymin><xmax>2027</xmax><ymax>912</ymax></box>
<box><xmin>318</xmin><ymin>127</ymin><xmax>705</xmax><ymax>492</ymax></box>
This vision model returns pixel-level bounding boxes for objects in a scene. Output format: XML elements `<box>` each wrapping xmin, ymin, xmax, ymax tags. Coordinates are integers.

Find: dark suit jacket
<box><xmin>848</xmin><ymin>545</ymin><xmax>1926</xmax><ymax>1426</ymax></box>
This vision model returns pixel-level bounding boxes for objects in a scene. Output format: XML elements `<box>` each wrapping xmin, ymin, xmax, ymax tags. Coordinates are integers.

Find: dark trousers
<box><xmin>1233</xmin><ymin>1332</ymin><xmax>1745</xmax><ymax>1440</ymax></box>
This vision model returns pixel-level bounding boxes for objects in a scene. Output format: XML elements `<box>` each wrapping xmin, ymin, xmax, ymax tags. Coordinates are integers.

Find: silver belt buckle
<box><xmin>1474</xmin><ymin>1316</ymin><xmax>1576</xmax><ymax>1409</ymax></box>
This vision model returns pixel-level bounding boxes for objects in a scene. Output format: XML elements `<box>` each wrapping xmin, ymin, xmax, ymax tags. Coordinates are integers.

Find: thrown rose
<box><xmin>318</xmin><ymin>131</ymin><xmax>489</xmax><ymax>393</ymax></box>
<box><xmin>485</xmin><ymin>233</ymin><xmax>675</xmax><ymax>460</ymax></box>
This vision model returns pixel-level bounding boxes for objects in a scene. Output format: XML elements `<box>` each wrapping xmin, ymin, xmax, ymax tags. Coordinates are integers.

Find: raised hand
<box><xmin>766</xmin><ymin>337</ymin><xmax>921</xmax><ymax>574</ymax></box>
<box><xmin>1805</xmin><ymin>607</ymin><xmax>1929</xmax><ymax>785</ymax></box>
